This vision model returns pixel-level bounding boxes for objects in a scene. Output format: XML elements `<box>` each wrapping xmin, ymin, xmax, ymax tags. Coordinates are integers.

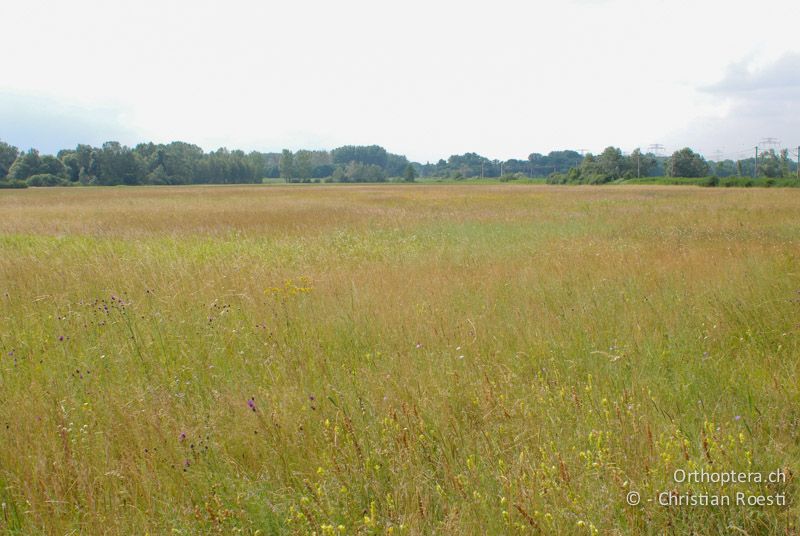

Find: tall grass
<box><xmin>0</xmin><ymin>185</ymin><xmax>798</xmax><ymax>534</ymax></box>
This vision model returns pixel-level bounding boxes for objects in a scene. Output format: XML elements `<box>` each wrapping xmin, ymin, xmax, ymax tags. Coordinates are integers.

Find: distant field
<box><xmin>1</xmin><ymin>184</ymin><xmax>799</xmax><ymax>534</ymax></box>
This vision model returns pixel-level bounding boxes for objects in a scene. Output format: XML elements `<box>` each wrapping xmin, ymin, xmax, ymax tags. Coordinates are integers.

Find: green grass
<box><xmin>0</xmin><ymin>184</ymin><xmax>798</xmax><ymax>534</ymax></box>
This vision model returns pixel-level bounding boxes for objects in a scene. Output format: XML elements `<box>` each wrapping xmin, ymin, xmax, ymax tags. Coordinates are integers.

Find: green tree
<box><xmin>758</xmin><ymin>150</ymin><xmax>781</xmax><ymax>178</ymax></box>
<box><xmin>573</xmin><ymin>147</ymin><xmax>630</xmax><ymax>183</ymax></box>
<box><xmin>332</xmin><ymin>145</ymin><xmax>388</xmax><ymax>168</ymax></box>
<box><xmin>40</xmin><ymin>155</ymin><xmax>67</xmax><ymax>178</ymax></box>
<box><xmin>630</xmin><ymin>148</ymin><xmax>656</xmax><ymax>177</ymax></box>
<box><xmin>666</xmin><ymin>148</ymin><xmax>709</xmax><ymax>177</ymax></box>
<box><xmin>596</xmin><ymin>146</ymin><xmax>629</xmax><ymax>178</ymax></box>
<box><xmin>0</xmin><ymin>141</ymin><xmax>19</xmax><ymax>179</ymax></box>
<box><xmin>779</xmin><ymin>149</ymin><xmax>790</xmax><ymax>178</ymax></box>
<box><xmin>294</xmin><ymin>150</ymin><xmax>313</xmax><ymax>180</ymax></box>
<box><xmin>403</xmin><ymin>164</ymin><xmax>417</xmax><ymax>182</ymax></box>
<box><xmin>8</xmin><ymin>149</ymin><xmax>42</xmax><ymax>180</ymax></box>
<box><xmin>279</xmin><ymin>150</ymin><xmax>295</xmax><ymax>182</ymax></box>
<box><xmin>26</xmin><ymin>173</ymin><xmax>65</xmax><ymax>187</ymax></box>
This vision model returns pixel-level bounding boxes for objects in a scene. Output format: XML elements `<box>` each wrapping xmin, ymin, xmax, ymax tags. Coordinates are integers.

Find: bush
<box><xmin>26</xmin><ymin>173</ymin><xmax>67</xmax><ymax>187</ymax></box>
<box><xmin>702</xmin><ymin>176</ymin><xmax>720</xmax><ymax>187</ymax></box>
<box><xmin>0</xmin><ymin>179</ymin><xmax>28</xmax><ymax>189</ymax></box>
<box><xmin>499</xmin><ymin>173</ymin><xmax>526</xmax><ymax>182</ymax></box>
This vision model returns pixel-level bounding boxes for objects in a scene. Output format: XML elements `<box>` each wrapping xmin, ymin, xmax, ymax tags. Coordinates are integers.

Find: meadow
<box><xmin>0</xmin><ymin>184</ymin><xmax>798</xmax><ymax>534</ymax></box>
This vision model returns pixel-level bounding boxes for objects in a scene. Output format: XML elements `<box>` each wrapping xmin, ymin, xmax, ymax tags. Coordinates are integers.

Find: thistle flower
<box><xmin>248</xmin><ymin>398</ymin><xmax>256</xmax><ymax>412</ymax></box>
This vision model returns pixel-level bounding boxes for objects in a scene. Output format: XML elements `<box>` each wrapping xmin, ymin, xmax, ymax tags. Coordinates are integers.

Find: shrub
<box><xmin>0</xmin><ymin>179</ymin><xmax>28</xmax><ymax>189</ymax></box>
<box><xmin>26</xmin><ymin>173</ymin><xmax>67</xmax><ymax>187</ymax></box>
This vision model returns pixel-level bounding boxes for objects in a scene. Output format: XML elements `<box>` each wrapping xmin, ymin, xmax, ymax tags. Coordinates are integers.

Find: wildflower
<box><xmin>179</xmin><ymin>432</ymin><xmax>186</xmax><ymax>442</ymax></box>
<box><xmin>248</xmin><ymin>398</ymin><xmax>257</xmax><ymax>412</ymax></box>
<box><xmin>734</xmin><ymin>415</ymin><xmax>741</xmax><ymax>421</ymax></box>
<box><xmin>58</xmin><ymin>336</ymin><xmax>64</xmax><ymax>342</ymax></box>
<box><xmin>415</xmin><ymin>342</ymin><xmax>422</xmax><ymax>349</ymax></box>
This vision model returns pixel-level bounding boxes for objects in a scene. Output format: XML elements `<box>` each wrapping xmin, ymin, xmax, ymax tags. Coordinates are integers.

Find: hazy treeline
<box><xmin>0</xmin><ymin>139</ymin><xmax>797</xmax><ymax>188</ymax></box>
<box><xmin>0</xmin><ymin>141</ymin><xmax>414</xmax><ymax>187</ymax></box>
<box><xmin>548</xmin><ymin>146</ymin><xmax>798</xmax><ymax>184</ymax></box>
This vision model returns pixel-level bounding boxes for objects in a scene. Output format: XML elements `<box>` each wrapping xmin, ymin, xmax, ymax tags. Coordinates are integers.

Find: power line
<box><xmin>759</xmin><ymin>137</ymin><xmax>780</xmax><ymax>150</ymax></box>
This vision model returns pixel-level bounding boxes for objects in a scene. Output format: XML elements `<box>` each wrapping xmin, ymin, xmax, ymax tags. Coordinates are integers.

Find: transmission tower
<box><xmin>647</xmin><ymin>144</ymin><xmax>665</xmax><ymax>157</ymax></box>
<box><xmin>759</xmin><ymin>137</ymin><xmax>781</xmax><ymax>152</ymax></box>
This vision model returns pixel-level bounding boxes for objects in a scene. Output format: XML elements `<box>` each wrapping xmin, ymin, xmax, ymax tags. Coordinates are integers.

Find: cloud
<box><xmin>0</xmin><ymin>91</ymin><xmax>137</xmax><ymax>154</ymax></box>
<box><xmin>664</xmin><ymin>53</ymin><xmax>800</xmax><ymax>158</ymax></box>
<box><xmin>705</xmin><ymin>55</ymin><xmax>800</xmax><ymax>95</ymax></box>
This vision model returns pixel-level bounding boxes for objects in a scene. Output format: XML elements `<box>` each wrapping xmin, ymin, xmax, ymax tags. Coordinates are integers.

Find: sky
<box><xmin>1</xmin><ymin>0</ymin><xmax>799</xmax><ymax>162</ymax></box>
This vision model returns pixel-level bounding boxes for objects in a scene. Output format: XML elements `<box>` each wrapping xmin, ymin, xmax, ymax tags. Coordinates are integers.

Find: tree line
<box><xmin>0</xmin><ymin>139</ymin><xmax>796</xmax><ymax>188</ymax></box>
<box><xmin>548</xmin><ymin>147</ymin><xmax>798</xmax><ymax>184</ymax></box>
<box><xmin>0</xmin><ymin>141</ymin><xmax>416</xmax><ymax>187</ymax></box>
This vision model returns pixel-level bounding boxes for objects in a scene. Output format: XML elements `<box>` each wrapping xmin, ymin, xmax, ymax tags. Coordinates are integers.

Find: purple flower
<box><xmin>58</xmin><ymin>336</ymin><xmax>64</xmax><ymax>342</ymax></box>
<box><xmin>247</xmin><ymin>398</ymin><xmax>256</xmax><ymax>412</ymax></box>
<box><xmin>734</xmin><ymin>415</ymin><xmax>742</xmax><ymax>421</ymax></box>
<box><xmin>179</xmin><ymin>432</ymin><xmax>186</xmax><ymax>441</ymax></box>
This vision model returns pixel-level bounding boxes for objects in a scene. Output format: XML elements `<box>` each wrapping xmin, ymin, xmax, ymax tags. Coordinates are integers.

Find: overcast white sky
<box><xmin>1</xmin><ymin>0</ymin><xmax>798</xmax><ymax>162</ymax></box>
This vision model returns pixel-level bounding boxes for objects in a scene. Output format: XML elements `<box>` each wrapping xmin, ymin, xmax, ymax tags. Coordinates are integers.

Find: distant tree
<box><xmin>443</xmin><ymin>152</ymin><xmax>493</xmax><ymax>178</ymax></box>
<box><xmin>145</xmin><ymin>165</ymin><xmax>169</xmax><ymax>185</ymax></box>
<box><xmin>26</xmin><ymin>173</ymin><xmax>65</xmax><ymax>187</ymax></box>
<box><xmin>387</xmin><ymin>153</ymin><xmax>410</xmax><ymax>176</ymax></box>
<box><xmin>0</xmin><ymin>141</ymin><xmax>19</xmax><ymax>179</ymax></box>
<box><xmin>7</xmin><ymin>149</ymin><xmax>42</xmax><ymax>180</ymax></box>
<box><xmin>158</xmin><ymin>142</ymin><xmax>203</xmax><ymax>183</ymax></box>
<box><xmin>94</xmin><ymin>142</ymin><xmax>143</xmax><ymax>185</ymax></box>
<box><xmin>294</xmin><ymin>150</ymin><xmax>313</xmax><ymax>180</ymax></box>
<box><xmin>331</xmin><ymin>166</ymin><xmax>347</xmax><ymax>182</ymax></box>
<box><xmin>279</xmin><ymin>150</ymin><xmax>295</xmax><ymax>182</ymax></box>
<box><xmin>345</xmin><ymin>162</ymin><xmax>385</xmax><ymax>182</ymax></box>
<box><xmin>666</xmin><ymin>148</ymin><xmax>709</xmax><ymax>177</ymax></box>
<box><xmin>40</xmin><ymin>155</ymin><xmax>67</xmax><ymax>178</ymax></box>
<box><xmin>571</xmin><ymin>147</ymin><xmax>630</xmax><ymax>183</ymax></box>
<box><xmin>779</xmin><ymin>149</ymin><xmax>790</xmax><ymax>178</ymax></box>
<box><xmin>630</xmin><ymin>148</ymin><xmax>656</xmax><ymax>177</ymax></box>
<box><xmin>312</xmin><ymin>164</ymin><xmax>335</xmax><ymax>178</ymax></box>
<box><xmin>596</xmin><ymin>146</ymin><xmax>629</xmax><ymax>178</ymax></box>
<box><xmin>78</xmin><ymin>167</ymin><xmax>94</xmax><ymax>185</ymax></box>
<box><xmin>332</xmin><ymin>145</ymin><xmax>388</xmax><ymax>168</ymax></box>
<box><xmin>712</xmin><ymin>159</ymin><xmax>737</xmax><ymax>177</ymax></box>
<box><xmin>758</xmin><ymin>149</ymin><xmax>781</xmax><ymax>178</ymax></box>
<box><xmin>403</xmin><ymin>164</ymin><xmax>417</xmax><ymax>182</ymax></box>
<box><xmin>528</xmin><ymin>150</ymin><xmax>584</xmax><ymax>177</ymax></box>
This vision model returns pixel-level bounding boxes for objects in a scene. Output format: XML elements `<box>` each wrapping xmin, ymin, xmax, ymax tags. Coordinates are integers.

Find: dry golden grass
<box><xmin>0</xmin><ymin>184</ymin><xmax>799</xmax><ymax>534</ymax></box>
